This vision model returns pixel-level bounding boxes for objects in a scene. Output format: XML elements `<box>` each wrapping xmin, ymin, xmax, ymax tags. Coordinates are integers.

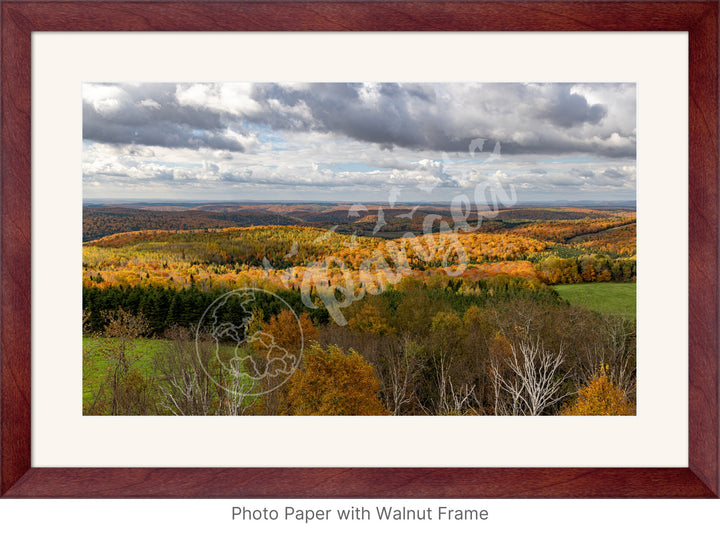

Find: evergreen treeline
<box><xmin>82</xmin><ymin>276</ymin><xmax>558</xmax><ymax>336</ymax></box>
<box><xmin>83</xmin><ymin>284</ymin><xmax>329</xmax><ymax>335</ymax></box>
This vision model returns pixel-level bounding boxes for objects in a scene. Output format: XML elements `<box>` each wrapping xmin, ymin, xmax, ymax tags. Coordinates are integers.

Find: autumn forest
<box><xmin>82</xmin><ymin>202</ymin><xmax>637</xmax><ymax>417</ymax></box>
<box><xmin>82</xmin><ymin>81</ymin><xmax>637</xmax><ymax>417</ymax></box>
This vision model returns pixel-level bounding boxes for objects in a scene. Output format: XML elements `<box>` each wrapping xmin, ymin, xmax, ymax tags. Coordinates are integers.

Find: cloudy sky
<box><xmin>83</xmin><ymin>82</ymin><xmax>636</xmax><ymax>203</ymax></box>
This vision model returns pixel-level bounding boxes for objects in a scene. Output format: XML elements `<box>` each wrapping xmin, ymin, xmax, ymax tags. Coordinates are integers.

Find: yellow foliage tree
<box><xmin>562</xmin><ymin>368</ymin><xmax>635</xmax><ymax>416</ymax></box>
<box><xmin>259</xmin><ymin>310</ymin><xmax>317</xmax><ymax>351</ymax></box>
<box><xmin>348</xmin><ymin>303</ymin><xmax>395</xmax><ymax>336</ymax></box>
<box><xmin>248</xmin><ymin>310</ymin><xmax>317</xmax><ymax>415</ymax></box>
<box><xmin>286</xmin><ymin>343</ymin><xmax>388</xmax><ymax>415</ymax></box>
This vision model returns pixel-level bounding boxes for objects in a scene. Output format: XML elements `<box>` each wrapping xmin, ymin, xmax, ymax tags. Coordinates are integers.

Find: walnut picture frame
<box><xmin>1</xmin><ymin>0</ymin><xmax>717</xmax><ymax>498</ymax></box>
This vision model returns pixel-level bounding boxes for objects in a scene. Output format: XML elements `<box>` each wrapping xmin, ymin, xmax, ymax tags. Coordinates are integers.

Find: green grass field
<box><xmin>554</xmin><ymin>282</ymin><xmax>636</xmax><ymax>319</ymax></box>
<box><xmin>83</xmin><ymin>336</ymin><xmax>254</xmax><ymax>414</ymax></box>
<box><xmin>83</xmin><ymin>337</ymin><xmax>169</xmax><ymax>408</ymax></box>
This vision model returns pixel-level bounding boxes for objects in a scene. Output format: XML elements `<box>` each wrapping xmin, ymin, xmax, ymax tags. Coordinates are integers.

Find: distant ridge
<box><xmin>84</xmin><ymin>202</ymin><xmax>636</xmax><ymax>242</ymax></box>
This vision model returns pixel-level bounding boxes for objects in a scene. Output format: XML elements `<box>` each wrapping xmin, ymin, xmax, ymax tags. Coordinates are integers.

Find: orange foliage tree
<box><xmin>348</xmin><ymin>302</ymin><xmax>396</xmax><ymax>336</ymax></box>
<box><xmin>286</xmin><ymin>343</ymin><xmax>388</xmax><ymax>415</ymax></box>
<box><xmin>259</xmin><ymin>310</ymin><xmax>317</xmax><ymax>350</ymax></box>
<box><xmin>562</xmin><ymin>368</ymin><xmax>635</xmax><ymax>416</ymax></box>
<box><xmin>248</xmin><ymin>310</ymin><xmax>317</xmax><ymax>415</ymax></box>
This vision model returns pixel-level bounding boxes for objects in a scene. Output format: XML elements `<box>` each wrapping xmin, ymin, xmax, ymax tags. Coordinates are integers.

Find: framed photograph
<box><xmin>1</xmin><ymin>1</ymin><xmax>717</xmax><ymax>498</ymax></box>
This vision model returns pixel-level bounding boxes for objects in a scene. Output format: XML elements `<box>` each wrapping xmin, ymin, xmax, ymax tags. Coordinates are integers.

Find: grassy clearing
<box><xmin>83</xmin><ymin>337</ymin><xmax>169</xmax><ymax>408</ymax></box>
<box><xmin>554</xmin><ymin>282</ymin><xmax>636</xmax><ymax>319</ymax></box>
<box><xmin>83</xmin><ymin>336</ymin><xmax>255</xmax><ymax>414</ymax></box>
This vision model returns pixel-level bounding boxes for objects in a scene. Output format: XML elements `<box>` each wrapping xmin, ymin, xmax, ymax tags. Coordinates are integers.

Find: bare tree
<box><xmin>100</xmin><ymin>308</ymin><xmax>152</xmax><ymax>415</ymax></box>
<box><xmin>215</xmin><ymin>361</ymin><xmax>258</xmax><ymax>415</ymax></box>
<box><xmin>490</xmin><ymin>335</ymin><xmax>569</xmax><ymax>416</ymax></box>
<box><xmin>384</xmin><ymin>336</ymin><xmax>423</xmax><ymax>415</ymax></box>
<box><xmin>446</xmin><ymin>382</ymin><xmax>481</xmax><ymax>415</ymax></box>
<box><xmin>572</xmin><ymin>313</ymin><xmax>636</xmax><ymax>400</ymax></box>
<box><xmin>154</xmin><ymin>326</ymin><xmax>215</xmax><ymax>416</ymax></box>
<box><xmin>425</xmin><ymin>311</ymin><xmax>480</xmax><ymax>415</ymax></box>
<box><xmin>595</xmin><ymin>315</ymin><xmax>636</xmax><ymax>398</ymax></box>
<box><xmin>429</xmin><ymin>343</ymin><xmax>454</xmax><ymax>415</ymax></box>
<box><xmin>155</xmin><ymin>326</ymin><xmax>261</xmax><ymax>415</ymax></box>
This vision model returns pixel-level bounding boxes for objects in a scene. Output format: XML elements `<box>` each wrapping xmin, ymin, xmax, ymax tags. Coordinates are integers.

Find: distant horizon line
<box><xmin>83</xmin><ymin>198</ymin><xmax>637</xmax><ymax>206</ymax></box>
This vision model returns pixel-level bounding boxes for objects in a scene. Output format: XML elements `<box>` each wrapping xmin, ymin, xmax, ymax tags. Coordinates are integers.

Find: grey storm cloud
<box><xmin>245</xmin><ymin>83</ymin><xmax>463</xmax><ymax>151</ymax></box>
<box><xmin>247</xmin><ymin>82</ymin><xmax>633</xmax><ymax>157</ymax></box>
<box><xmin>595</xmin><ymin>168</ymin><xmax>631</xmax><ymax>186</ymax></box>
<box><xmin>83</xmin><ymin>82</ymin><xmax>635</xmax><ymax>158</ymax></box>
<box><xmin>602</xmin><ymin>168</ymin><xmax>627</xmax><ymax>179</ymax></box>
<box><xmin>497</xmin><ymin>139</ymin><xmax>632</xmax><ymax>158</ymax></box>
<box><xmin>538</xmin><ymin>84</ymin><xmax>607</xmax><ymax>128</ymax></box>
<box><xmin>83</xmin><ymin>83</ymin><xmax>246</xmax><ymax>152</ymax></box>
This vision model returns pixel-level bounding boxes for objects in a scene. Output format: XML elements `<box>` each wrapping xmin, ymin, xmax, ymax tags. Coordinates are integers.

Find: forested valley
<box><xmin>83</xmin><ymin>203</ymin><xmax>636</xmax><ymax>417</ymax></box>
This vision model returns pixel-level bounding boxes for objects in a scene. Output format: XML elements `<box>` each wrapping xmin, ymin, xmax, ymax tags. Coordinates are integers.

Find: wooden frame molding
<box><xmin>1</xmin><ymin>1</ymin><xmax>717</xmax><ymax>498</ymax></box>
